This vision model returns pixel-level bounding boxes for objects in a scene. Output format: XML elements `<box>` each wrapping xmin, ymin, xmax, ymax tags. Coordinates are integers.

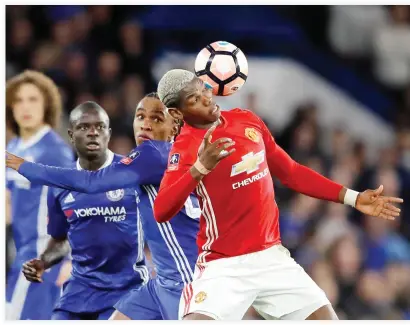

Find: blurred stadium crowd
<box><xmin>6</xmin><ymin>5</ymin><xmax>410</xmax><ymax>320</ymax></box>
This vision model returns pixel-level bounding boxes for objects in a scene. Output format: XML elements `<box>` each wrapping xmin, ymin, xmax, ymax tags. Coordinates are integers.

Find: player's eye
<box><xmin>153</xmin><ymin>117</ymin><xmax>163</xmax><ymax>123</ymax></box>
<box><xmin>80</xmin><ymin>126</ymin><xmax>87</xmax><ymax>131</ymax></box>
<box><xmin>136</xmin><ymin>115</ymin><xmax>144</xmax><ymax>120</ymax></box>
<box><xmin>97</xmin><ymin>125</ymin><xmax>105</xmax><ymax>130</ymax></box>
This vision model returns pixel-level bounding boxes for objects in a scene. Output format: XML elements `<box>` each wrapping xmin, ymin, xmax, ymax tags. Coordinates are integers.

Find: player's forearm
<box><xmin>19</xmin><ymin>162</ymin><xmax>126</xmax><ymax>193</ymax></box>
<box><xmin>19</xmin><ymin>162</ymin><xmax>96</xmax><ymax>192</ymax></box>
<box><xmin>40</xmin><ymin>237</ymin><xmax>70</xmax><ymax>270</ymax></box>
<box><xmin>154</xmin><ymin>169</ymin><xmax>200</xmax><ymax>223</ymax></box>
<box><xmin>281</xmin><ymin>162</ymin><xmax>343</xmax><ymax>202</ymax></box>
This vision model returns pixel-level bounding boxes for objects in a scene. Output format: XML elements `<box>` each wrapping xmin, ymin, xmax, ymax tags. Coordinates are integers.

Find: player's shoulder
<box><xmin>43</xmin><ymin>131</ymin><xmax>75</xmax><ymax>157</ymax></box>
<box><xmin>43</xmin><ymin>129</ymin><xmax>68</xmax><ymax>146</ymax></box>
<box><xmin>222</xmin><ymin>108</ymin><xmax>259</xmax><ymax>120</ymax></box>
<box><xmin>112</xmin><ymin>153</ymin><xmax>125</xmax><ymax>164</ymax></box>
<box><xmin>6</xmin><ymin>136</ymin><xmax>18</xmax><ymax>151</ymax></box>
<box><xmin>119</xmin><ymin>141</ymin><xmax>171</xmax><ymax>166</ymax></box>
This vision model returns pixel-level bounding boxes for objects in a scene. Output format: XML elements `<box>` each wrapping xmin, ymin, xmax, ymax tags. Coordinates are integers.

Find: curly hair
<box><xmin>6</xmin><ymin>70</ymin><xmax>62</xmax><ymax>135</ymax></box>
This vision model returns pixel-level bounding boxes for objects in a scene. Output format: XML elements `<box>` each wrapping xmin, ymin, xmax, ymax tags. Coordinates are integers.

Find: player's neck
<box><xmin>190</xmin><ymin>118</ymin><xmax>222</xmax><ymax>130</ymax></box>
<box><xmin>19</xmin><ymin>123</ymin><xmax>47</xmax><ymax>142</ymax></box>
<box><xmin>79</xmin><ymin>151</ymin><xmax>109</xmax><ymax>171</ymax></box>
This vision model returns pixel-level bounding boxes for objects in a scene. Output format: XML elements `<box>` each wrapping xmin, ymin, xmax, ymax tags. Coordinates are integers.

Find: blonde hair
<box><xmin>6</xmin><ymin>70</ymin><xmax>62</xmax><ymax>135</ymax></box>
<box><xmin>157</xmin><ymin>69</ymin><xmax>195</xmax><ymax>107</ymax></box>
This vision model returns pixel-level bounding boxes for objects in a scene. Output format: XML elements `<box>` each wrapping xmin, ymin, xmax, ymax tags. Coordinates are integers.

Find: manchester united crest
<box><xmin>245</xmin><ymin>128</ymin><xmax>260</xmax><ymax>143</ymax></box>
<box><xmin>194</xmin><ymin>291</ymin><xmax>207</xmax><ymax>304</ymax></box>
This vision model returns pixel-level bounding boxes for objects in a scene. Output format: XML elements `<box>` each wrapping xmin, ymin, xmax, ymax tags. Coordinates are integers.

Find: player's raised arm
<box><xmin>6</xmin><ymin>141</ymin><xmax>168</xmax><ymax>193</ymax></box>
<box><xmin>253</xmin><ymin>111</ymin><xmax>403</xmax><ymax>220</ymax></box>
<box><xmin>154</xmin><ymin>125</ymin><xmax>235</xmax><ymax>223</ymax></box>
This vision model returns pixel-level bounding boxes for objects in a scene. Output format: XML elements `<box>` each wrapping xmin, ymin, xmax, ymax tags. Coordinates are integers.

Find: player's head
<box><xmin>6</xmin><ymin>70</ymin><xmax>62</xmax><ymax>136</ymax></box>
<box><xmin>133</xmin><ymin>92</ymin><xmax>181</xmax><ymax>146</ymax></box>
<box><xmin>68</xmin><ymin>101</ymin><xmax>112</xmax><ymax>160</ymax></box>
<box><xmin>157</xmin><ymin>69</ymin><xmax>220</xmax><ymax>127</ymax></box>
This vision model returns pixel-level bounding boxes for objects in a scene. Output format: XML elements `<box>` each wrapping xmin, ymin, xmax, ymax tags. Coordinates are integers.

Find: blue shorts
<box><xmin>55</xmin><ymin>278</ymin><xmax>139</xmax><ymax>315</ymax></box>
<box><xmin>114</xmin><ymin>278</ymin><xmax>184</xmax><ymax>320</ymax></box>
<box><xmin>51</xmin><ymin>308</ymin><xmax>115</xmax><ymax>320</ymax></box>
<box><xmin>6</xmin><ymin>261</ymin><xmax>62</xmax><ymax>320</ymax></box>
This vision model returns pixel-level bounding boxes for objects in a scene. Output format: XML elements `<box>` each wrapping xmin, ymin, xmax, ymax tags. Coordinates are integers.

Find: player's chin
<box><xmin>85</xmin><ymin>148</ymin><xmax>103</xmax><ymax>158</ymax></box>
<box><xmin>207</xmin><ymin>109</ymin><xmax>220</xmax><ymax>121</ymax></box>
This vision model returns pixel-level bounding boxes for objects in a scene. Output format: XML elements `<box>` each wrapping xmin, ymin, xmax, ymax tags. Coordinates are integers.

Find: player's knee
<box><xmin>183</xmin><ymin>312</ymin><xmax>215</xmax><ymax>320</ymax></box>
<box><xmin>306</xmin><ymin>304</ymin><xmax>338</xmax><ymax>320</ymax></box>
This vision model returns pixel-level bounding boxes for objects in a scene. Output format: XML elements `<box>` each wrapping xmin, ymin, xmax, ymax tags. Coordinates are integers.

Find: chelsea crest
<box><xmin>106</xmin><ymin>189</ymin><xmax>125</xmax><ymax>202</ymax></box>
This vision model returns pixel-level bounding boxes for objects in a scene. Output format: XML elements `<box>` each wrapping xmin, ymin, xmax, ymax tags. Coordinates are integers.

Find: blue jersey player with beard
<box><xmin>17</xmin><ymin>102</ymin><xmax>148</xmax><ymax>320</ymax></box>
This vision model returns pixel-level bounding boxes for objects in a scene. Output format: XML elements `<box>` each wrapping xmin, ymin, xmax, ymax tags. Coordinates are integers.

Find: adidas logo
<box><xmin>64</xmin><ymin>193</ymin><xmax>75</xmax><ymax>204</ymax></box>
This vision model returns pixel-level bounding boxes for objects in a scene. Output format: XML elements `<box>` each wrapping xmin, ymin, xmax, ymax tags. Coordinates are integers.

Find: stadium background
<box><xmin>5</xmin><ymin>5</ymin><xmax>410</xmax><ymax>320</ymax></box>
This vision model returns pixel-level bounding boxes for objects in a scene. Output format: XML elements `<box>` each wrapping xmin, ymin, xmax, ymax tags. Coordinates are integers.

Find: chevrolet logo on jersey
<box><xmin>230</xmin><ymin>150</ymin><xmax>265</xmax><ymax>177</ymax></box>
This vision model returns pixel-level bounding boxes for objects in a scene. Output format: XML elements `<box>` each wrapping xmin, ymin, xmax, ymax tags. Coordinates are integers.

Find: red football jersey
<box><xmin>154</xmin><ymin>109</ymin><xmax>342</xmax><ymax>263</ymax></box>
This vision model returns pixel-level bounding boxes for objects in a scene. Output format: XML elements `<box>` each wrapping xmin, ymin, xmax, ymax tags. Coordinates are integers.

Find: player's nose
<box><xmin>141</xmin><ymin>120</ymin><xmax>152</xmax><ymax>131</ymax></box>
<box><xmin>87</xmin><ymin>126</ymin><xmax>99</xmax><ymax>136</ymax></box>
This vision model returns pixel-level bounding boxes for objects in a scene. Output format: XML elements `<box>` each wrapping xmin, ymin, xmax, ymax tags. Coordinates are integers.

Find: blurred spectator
<box><xmin>7</xmin><ymin>18</ymin><xmax>34</xmax><ymax>71</ymax></box>
<box><xmin>52</xmin><ymin>19</ymin><xmax>75</xmax><ymax>49</ymax></box>
<box><xmin>397</xmin><ymin>128</ymin><xmax>410</xmax><ymax>170</ymax></box>
<box><xmin>99</xmin><ymin>91</ymin><xmax>125</xmax><ymax>132</ymax></box>
<box><xmin>280</xmin><ymin>194</ymin><xmax>321</xmax><ymax>252</ymax></box>
<box><xmin>328</xmin><ymin>6</ymin><xmax>387</xmax><ymax>58</ymax></box>
<box><xmin>109</xmin><ymin>135</ymin><xmax>134</xmax><ymax>156</ymax></box>
<box><xmin>122</xmin><ymin>75</ymin><xmax>145</xmax><ymax>116</ymax></box>
<box><xmin>245</xmin><ymin>92</ymin><xmax>275</xmax><ymax>133</ymax></box>
<box><xmin>373</xmin><ymin>6</ymin><xmax>410</xmax><ymax>90</ymax></box>
<box><xmin>95</xmin><ymin>52</ymin><xmax>122</xmax><ymax>94</ymax></box>
<box><xmin>74</xmin><ymin>91</ymin><xmax>97</xmax><ymax>107</ymax></box>
<box><xmin>30</xmin><ymin>42</ymin><xmax>63</xmax><ymax>75</ymax></box>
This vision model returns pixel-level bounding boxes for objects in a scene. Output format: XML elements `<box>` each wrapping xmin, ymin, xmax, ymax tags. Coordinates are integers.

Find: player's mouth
<box><xmin>86</xmin><ymin>141</ymin><xmax>100</xmax><ymax>150</ymax></box>
<box><xmin>136</xmin><ymin>132</ymin><xmax>153</xmax><ymax>141</ymax></box>
<box><xmin>22</xmin><ymin>114</ymin><xmax>32</xmax><ymax>121</ymax></box>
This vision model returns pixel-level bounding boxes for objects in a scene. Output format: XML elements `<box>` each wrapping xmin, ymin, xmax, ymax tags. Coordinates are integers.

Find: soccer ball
<box><xmin>194</xmin><ymin>41</ymin><xmax>248</xmax><ymax>96</ymax></box>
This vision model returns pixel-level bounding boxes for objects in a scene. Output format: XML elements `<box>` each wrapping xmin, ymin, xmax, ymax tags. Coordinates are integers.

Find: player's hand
<box><xmin>6</xmin><ymin>151</ymin><xmax>25</xmax><ymax>171</ymax></box>
<box><xmin>355</xmin><ymin>185</ymin><xmax>403</xmax><ymax>220</ymax></box>
<box><xmin>197</xmin><ymin>125</ymin><xmax>236</xmax><ymax>171</ymax></box>
<box><xmin>22</xmin><ymin>258</ymin><xmax>45</xmax><ymax>283</ymax></box>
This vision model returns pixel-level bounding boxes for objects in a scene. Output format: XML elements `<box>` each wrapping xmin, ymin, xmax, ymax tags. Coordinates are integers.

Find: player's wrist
<box><xmin>193</xmin><ymin>159</ymin><xmax>211</xmax><ymax>175</ymax></box>
<box><xmin>37</xmin><ymin>257</ymin><xmax>48</xmax><ymax>270</ymax></box>
<box><xmin>343</xmin><ymin>188</ymin><xmax>360</xmax><ymax>207</ymax></box>
<box><xmin>190</xmin><ymin>163</ymin><xmax>207</xmax><ymax>181</ymax></box>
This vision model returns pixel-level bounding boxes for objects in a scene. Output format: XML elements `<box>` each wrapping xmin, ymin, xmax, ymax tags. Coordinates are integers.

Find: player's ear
<box><xmin>168</xmin><ymin>108</ymin><xmax>183</xmax><ymax>121</ymax></box>
<box><xmin>67</xmin><ymin>129</ymin><xmax>74</xmax><ymax>145</ymax></box>
<box><xmin>108</xmin><ymin>128</ymin><xmax>112</xmax><ymax>140</ymax></box>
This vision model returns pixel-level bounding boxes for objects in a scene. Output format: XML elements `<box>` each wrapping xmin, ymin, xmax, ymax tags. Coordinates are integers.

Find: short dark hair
<box><xmin>145</xmin><ymin>92</ymin><xmax>160</xmax><ymax>99</ymax></box>
<box><xmin>69</xmin><ymin>101</ymin><xmax>109</xmax><ymax>128</ymax></box>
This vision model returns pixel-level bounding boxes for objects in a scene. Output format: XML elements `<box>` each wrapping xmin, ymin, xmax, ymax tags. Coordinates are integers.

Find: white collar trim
<box><xmin>18</xmin><ymin>125</ymin><xmax>51</xmax><ymax>151</ymax></box>
<box><xmin>76</xmin><ymin>150</ymin><xmax>115</xmax><ymax>170</ymax></box>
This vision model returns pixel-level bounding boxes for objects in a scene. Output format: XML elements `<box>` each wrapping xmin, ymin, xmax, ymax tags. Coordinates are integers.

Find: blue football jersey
<box><xmin>18</xmin><ymin>140</ymin><xmax>200</xmax><ymax>285</ymax></box>
<box><xmin>139</xmin><ymin>184</ymin><xmax>199</xmax><ymax>285</ymax></box>
<box><xmin>6</xmin><ymin>126</ymin><xmax>75</xmax><ymax>266</ymax></box>
<box><xmin>47</xmin><ymin>151</ymin><xmax>148</xmax><ymax>290</ymax></box>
